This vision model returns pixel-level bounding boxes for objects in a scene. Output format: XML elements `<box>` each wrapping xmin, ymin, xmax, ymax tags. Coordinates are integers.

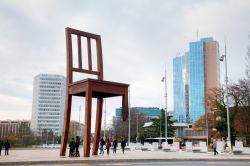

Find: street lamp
<box><xmin>219</xmin><ymin>42</ymin><xmax>231</xmax><ymax>151</ymax></box>
<box><xmin>159</xmin><ymin>112</ymin><xmax>162</xmax><ymax>148</ymax></box>
<box><xmin>128</xmin><ymin>87</ymin><xmax>131</xmax><ymax>146</ymax></box>
<box><xmin>161</xmin><ymin>65</ymin><xmax>168</xmax><ymax>144</ymax></box>
<box><xmin>104</xmin><ymin>99</ymin><xmax>107</xmax><ymax>140</ymax></box>
<box><xmin>136</xmin><ymin>112</ymin><xmax>139</xmax><ymax>143</ymax></box>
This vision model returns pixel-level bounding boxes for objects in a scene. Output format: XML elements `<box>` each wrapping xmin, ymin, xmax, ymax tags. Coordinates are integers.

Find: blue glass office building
<box><xmin>173</xmin><ymin>37</ymin><xmax>219</xmax><ymax>123</ymax></box>
<box><xmin>173</xmin><ymin>54</ymin><xmax>189</xmax><ymax>123</ymax></box>
<box><xmin>115</xmin><ymin>107</ymin><xmax>160</xmax><ymax>118</ymax></box>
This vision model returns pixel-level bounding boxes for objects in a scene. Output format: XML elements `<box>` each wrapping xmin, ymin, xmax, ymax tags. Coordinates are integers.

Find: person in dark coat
<box><xmin>105</xmin><ymin>138</ymin><xmax>111</xmax><ymax>155</ymax></box>
<box><xmin>99</xmin><ymin>137</ymin><xmax>105</xmax><ymax>155</ymax></box>
<box><xmin>4</xmin><ymin>139</ymin><xmax>10</xmax><ymax>155</ymax></box>
<box><xmin>75</xmin><ymin>136</ymin><xmax>80</xmax><ymax>157</ymax></box>
<box><xmin>213</xmin><ymin>139</ymin><xmax>218</xmax><ymax>155</ymax></box>
<box><xmin>0</xmin><ymin>140</ymin><xmax>3</xmax><ymax>156</ymax></box>
<box><xmin>69</xmin><ymin>138</ymin><xmax>75</xmax><ymax>157</ymax></box>
<box><xmin>112</xmin><ymin>139</ymin><xmax>118</xmax><ymax>154</ymax></box>
<box><xmin>121</xmin><ymin>138</ymin><xmax>126</xmax><ymax>154</ymax></box>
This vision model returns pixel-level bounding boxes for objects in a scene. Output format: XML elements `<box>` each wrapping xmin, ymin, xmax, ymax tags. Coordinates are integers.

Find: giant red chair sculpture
<box><xmin>60</xmin><ymin>27</ymin><xmax>129</xmax><ymax>157</ymax></box>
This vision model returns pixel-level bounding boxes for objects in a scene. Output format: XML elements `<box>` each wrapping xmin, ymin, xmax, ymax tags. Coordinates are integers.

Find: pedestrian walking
<box><xmin>0</xmin><ymin>140</ymin><xmax>3</xmax><ymax>156</ymax></box>
<box><xmin>112</xmin><ymin>139</ymin><xmax>118</xmax><ymax>154</ymax></box>
<box><xmin>105</xmin><ymin>138</ymin><xmax>111</xmax><ymax>155</ymax></box>
<box><xmin>75</xmin><ymin>136</ymin><xmax>80</xmax><ymax>157</ymax></box>
<box><xmin>213</xmin><ymin>139</ymin><xmax>218</xmax><ymax>155</ymax></box>
<box><xmin>69</xmin><ymin>138</ymin><xmax>76</xmax><ymax>157</ymax></box>
<box><xmin>121</xmin><ymin>138</ymin><xmax>126</xmax><ymax>154</ymax></box>
<box><xmin>99</xmin><ymin>137</ymin><xmax>105</xmax><ymax>155</ymax></box>
<box><xmin>4</xmin><ymin>139</ymin><xmax>10</xmax><ymax>156</ymax></box>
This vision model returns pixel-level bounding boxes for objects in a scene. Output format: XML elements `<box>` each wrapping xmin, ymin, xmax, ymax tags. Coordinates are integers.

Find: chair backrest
<box><xmin>65</xmin><ymin>27</ymin><xmax>103</xmax><ymax>84</ymax></box>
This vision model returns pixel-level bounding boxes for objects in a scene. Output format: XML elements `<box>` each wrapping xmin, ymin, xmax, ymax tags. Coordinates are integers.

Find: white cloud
<box><xmin>0</xmin><ymin>0</ymin><xmax>249</xmax><ymax>126</ymax></box>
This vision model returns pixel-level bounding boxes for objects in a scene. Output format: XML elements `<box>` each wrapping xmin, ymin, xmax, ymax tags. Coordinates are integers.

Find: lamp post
<box><xmin>104</xmin><ymin>99</ymin><xmax>107</xmax><ymax>140</ymax></box>
<box><xmin>128</xmin><ymin>87</ymin><xmax>131</xmax><ymax>146</ymax></box>
<box><xmin>159</xmin><ymin>112</ymin><xmax>162</xmax><ymax>147</ymax></box>
<box><xmin>219</xmin><ymin>42</ymin><xmax>231</xmax><ymax>151</ymax></box>
<box><xmin>161</xmin><ymin>65</ymin><xmax>168</xmax><ymax>144</ymax></box>
<box><xmin>78</xmin><ymin>105</ymin><xmax>81</xmax><ymax>138</ymax></box>
<box><xmin>136</xmin><ymin>112</ymin><xmax>139</xmax><ymax>143</ymax></box>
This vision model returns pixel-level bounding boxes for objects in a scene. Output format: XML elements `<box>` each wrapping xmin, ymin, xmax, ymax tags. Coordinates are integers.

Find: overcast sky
<box><xmin>0</xmin><ymin>0</ymin><xmax>250</xmax><ymax>127</ymax></box>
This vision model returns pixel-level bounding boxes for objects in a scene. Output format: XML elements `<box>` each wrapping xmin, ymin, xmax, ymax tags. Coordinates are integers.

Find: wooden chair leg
<box><xmin>122</xmin><ymin>88</ymin><xmax>129</xmax><ymax>121</ymax></box>
<box><xmin>60</xmin><ymin>94</ymin><xmax>72</xmax><ymax>156</ymax></box>
<box><xmin>84</xmin><ymin>89</ymin><xmax>92</xmax><ymax>157</ymax></box>
<box><xmin>92</xmin><ymin>98</ymin><xmax>103</xmax><ymax>155</ymax></box>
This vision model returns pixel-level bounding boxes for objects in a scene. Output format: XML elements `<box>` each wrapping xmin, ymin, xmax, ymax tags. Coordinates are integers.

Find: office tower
<box><xmin>173</xmin><ymin>53</ymin><xmax>190</xmax><ymax>123</ymax></box>
<box><xmin>115</xmin><ymin>107</ymin><xmax>161</xmax><ymax>118</ymax></box>
<box><xmin>173</xmin><ymin>37</ymin><xmax>219</xmax><ymax>123</ymax></box>
<box><xmin>31</xmin><ymin>74</ymin><xmax>66</xmax><ymax>136</ymax></box>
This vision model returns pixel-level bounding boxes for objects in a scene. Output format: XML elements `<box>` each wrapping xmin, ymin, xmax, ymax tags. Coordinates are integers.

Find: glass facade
<box><xmin>189</xmin><ymin>41</ymin><xmax>205</xmax><ymax>122</ymax></box>
<box><xmin>173</xmin><ymin>55</ymin><xmax>188</xmax><ymax>122</ymax></box>
<box><xmin>189</xmin><ymin>38</ymin><xmax>213</xmax><ymax>122</ymax></box>
<box><xmin>115</xmin><ymin>107</ymin><xmax>160</xmax><ymax>118</ymax></box>
<box><xmin>173</xmin><ymin>37</ymin><xmax>218</xmax><ymax>123</ymax></box>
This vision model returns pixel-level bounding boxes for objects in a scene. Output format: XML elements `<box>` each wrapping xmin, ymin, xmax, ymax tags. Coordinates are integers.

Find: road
<box><xmin>27</xmin><ymin>161</ymin><xmax>250</xmax><ymax>166</ymax></box>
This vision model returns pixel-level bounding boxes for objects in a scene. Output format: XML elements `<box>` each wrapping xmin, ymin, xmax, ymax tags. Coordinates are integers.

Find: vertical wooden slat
<box><xmin>60</xmin><ymin>94</ymin><xmax>72</xmax><ymax>156</ymax></box>
<box><xmin>83</xmin><ymin>86</ymin><xmax>92</xmax><ymax>157</ymax></box>
<box><xmin>66</xmin><ymin>28</ymin><xmax>73</xmax><ymax>83</ymax></box>
<box><xmin>87</xmin><ymin>38</ymin><xmax>92</xmax><ymax>70</ymax></box>
<box><xmin>122</xmin><ymin>88</ymin><xmax>129</xmax><ymax>121</ymax></box>
<box><xmin>92</xmin><ymin>98</ymin><xmax>103</xmax><ymax>155</ymax></box>
<box><xmin>96</xmin><ymin>37</ymin><xmax>103</xmax><ymax>80</ymax></box>
<box><xmin>77</xmin><ymin>35</ymin><xmax>82</xmax><ymax>69</ymax></box>
<box><xmin>60</xmin><ymin>28</ymin><xmax>74</xmax><ymax>156</ymax></box>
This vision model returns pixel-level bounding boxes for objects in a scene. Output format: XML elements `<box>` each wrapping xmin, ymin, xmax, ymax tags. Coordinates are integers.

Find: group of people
<box><xmin>0</xmin><ymin>139</ymin><xmax>10</xmax><ymax>156</ymax></box>
<box><xmin>99</xmin><ymin>137</ymin><xmax>126</xmax><ymax>155</ymax></box>
<box><xmin>69</xmin><ymin>136</ymin><xmax>80</xmax><ymax>157</ymax></box>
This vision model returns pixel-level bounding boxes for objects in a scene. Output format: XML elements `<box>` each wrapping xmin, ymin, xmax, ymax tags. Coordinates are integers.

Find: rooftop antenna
<box><xmin>196</xmin><ymin>29</ymin><xmax>199</xmax><ymax>41</ymax></box>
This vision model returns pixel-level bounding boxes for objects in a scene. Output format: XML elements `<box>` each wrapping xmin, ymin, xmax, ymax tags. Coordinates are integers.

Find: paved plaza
<box><xmin>1</xmin><ymin>147</ymin><xmax>250</xmax><ymax>165</ymax></box>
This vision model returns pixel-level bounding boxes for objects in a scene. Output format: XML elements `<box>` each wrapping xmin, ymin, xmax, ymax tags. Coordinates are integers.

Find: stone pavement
<box><xmin>1</xmin><ymin>147</ymin><xmax>250</xmax><ymax>165</ymax></box>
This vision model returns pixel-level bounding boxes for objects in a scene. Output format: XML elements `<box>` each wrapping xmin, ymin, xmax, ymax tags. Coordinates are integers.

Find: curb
<box><xmin>1</xmin><ymin>158</ymin><xmax>250</xmax><ymax>165</ymax></box>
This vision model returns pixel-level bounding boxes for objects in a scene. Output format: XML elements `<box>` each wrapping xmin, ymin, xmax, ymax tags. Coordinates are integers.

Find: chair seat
<box><xmin>69</xmin><ymin>78</ymin><xmax>129</xmax><ymax>98</ymax></box>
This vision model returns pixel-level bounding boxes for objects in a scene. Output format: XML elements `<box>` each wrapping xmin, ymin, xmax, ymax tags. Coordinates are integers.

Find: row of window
<box><xmin>39</xmin><ymin>108</ymin><xmax>61</xmax><ymax>112</ymax></box>
<box><xmin>39</xmin><ymin>93</ymin><xmax>61</xmax><ymax>96</ymax></box>
<box><xmin>40</xmin><ymin>81</ymin><xmax>62</xmax><ymax>85</ymax></box>
<box><xmin>39</xmin><ymin>97</ymin><xmax>61</xmax><ymax>100</ymax></box>
<box><xmin>40</xmin><ymin>89</ymin><xmax>61</xmax><ymax>92</ymax></box>
<box><xmin>39</xmin><ymin>100</ymin><xmax>61</xmax><ymax>104</ymax></box>
<box><xmin>38</xmin><ymin>116</ymin><xmax>59</xmax><ymax>119</ymax></box>
<box><xmin>38</xmin><ymin>104</ymin><xmax>61</xmax><ymax>108</ymax></box>
<box><xmin>38</xmin><ymin>120</ymin><xmax>60</xmax><ymax>123</ymax></box>
<box><xmin>38</xmin><ymin>124</ymin><xmax>60</xmax><ymax>127</ymax></box>
<box><xmin>38</xmin><ymin>112</ymin><xmax>60</xmax><ymax>115</ymax></box>
<box><xmin>40</xmin><ymin>78</ymin><xmax>62</xmax><ymax>81</ymax></box>
<box><xmin>40</xmin><ymin>85</ymin><xmax>62</xmax><ymax>89</ymax></box>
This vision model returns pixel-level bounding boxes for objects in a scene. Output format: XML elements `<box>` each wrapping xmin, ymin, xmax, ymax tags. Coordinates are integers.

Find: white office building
<box><xmin>31</xmin><ymin>74</ymin><xmax>66</xmax><ymax>136</ymax></box>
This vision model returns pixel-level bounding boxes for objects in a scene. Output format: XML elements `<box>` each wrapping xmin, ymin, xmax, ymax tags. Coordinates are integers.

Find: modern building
<box><xmin>115</xmin><ymin>107</ymin><xmax>161</xmax><ymax>118</ymax></box>
<box><xmin>173</xmin><ymin>37</ymin><xmax>219</xmax><ymax>123</ymax></box>
<box><xmin>69</xmin><ymin>120</ymin><xmax>84</xmax><ymax>140</ymax></box>
<box><xmin>173</xmin><ymin>53</ymin><xmax>190</xmax><ymax>123</ymax></box>
<box><xmin>0</xmin><ymin>120</ymin><xmax>30</xmax><ymax>138</ymax></box>
<box><xmin>31</xmin><ymin>74</ymin><xmax>66</xmax><ymax>136</ymax></box>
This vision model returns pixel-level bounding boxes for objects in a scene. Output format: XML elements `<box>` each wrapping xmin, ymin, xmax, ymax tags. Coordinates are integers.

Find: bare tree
<box><xmin>113</xmin><ymin>109</ymin><xmax>149</xmax><ymax>142</ymax></box>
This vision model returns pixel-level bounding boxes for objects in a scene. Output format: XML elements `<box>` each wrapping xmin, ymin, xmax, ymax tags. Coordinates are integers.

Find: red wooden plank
<box><xmin>83</xmin><ymin>87</ymin><xmax>92</xmax><ymax>157</ymax></box>
<box><xmin>60</xmin><ymin>94</ymin><xmax>72</xmax><ymax>156</ymax></box>
<box><xmin>87</xmin><ymin>38</ymin><xmax>92</xmax><ymax>70</ymax></box>
<box><xmin>72</xmin><ymin>68</ymin><xmax>99</xmax><ymax>75</ymax></box>
<box><xmin>77</xmin><ymin>35</ymin><xmax>82</xmax><ymax>69</ymax></box>
<box><xmin>66</xmin><ymin>27</ymin><xmax>100</xmax><ymax>39</ymax></box>
<box><xmin>96</xmin><ymin>38</ymin><xmax>103</xmax><ymax>80</ymax></box>
<box><xmin>92</xmin><ymin>98</ymin><xmax>103</xmax><ymax>155</ymax></box>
